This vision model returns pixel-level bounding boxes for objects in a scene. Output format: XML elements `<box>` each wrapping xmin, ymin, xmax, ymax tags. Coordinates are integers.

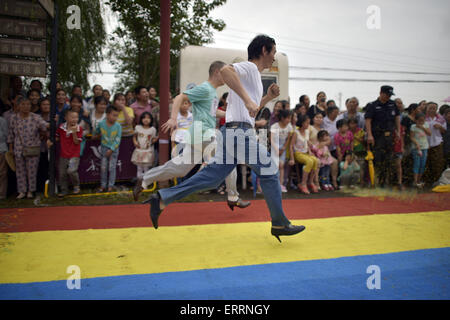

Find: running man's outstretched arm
<box><xmin>161</xmin><ymin>93</ymin><xmax>189</xmax><ymax>133</ymax></box>
<box><xmin>220</xmin><ymin>65</ymin><xmax>259</xmax><ymax>117</ymax></box>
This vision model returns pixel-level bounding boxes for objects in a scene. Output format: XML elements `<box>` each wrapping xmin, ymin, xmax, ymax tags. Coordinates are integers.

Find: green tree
<box><xmin>106</xmin><ymin>0</ymin><xmax>226</xmax><ymax>94</ymax></box>
<box><xmin>49</xmin><ymin>0</ymin><xmax>106</xmax><ymax>94</ymax></box>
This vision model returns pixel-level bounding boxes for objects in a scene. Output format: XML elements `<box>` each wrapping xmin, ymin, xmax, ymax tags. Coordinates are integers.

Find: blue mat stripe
<box><xmin>1</xmin><ymin>248</ymin><xmax>449</xmax><ymax>300</ymax></box>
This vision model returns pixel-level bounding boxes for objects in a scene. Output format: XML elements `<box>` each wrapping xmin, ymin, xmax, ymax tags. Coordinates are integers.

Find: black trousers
<box><xmin>373</xmin><ymin>132</ymin><xmax>395</xmax><ymax>186</ymax></box>
<box><xmin>36</xmin><ymin>151</ymin><xmax>49</xmax><ymax>193</ymax></box>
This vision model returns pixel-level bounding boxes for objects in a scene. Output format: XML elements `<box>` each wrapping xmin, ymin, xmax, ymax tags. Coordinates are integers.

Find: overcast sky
<box><xmin>93</xmin><ymin>0</ymin><xmax>450</xmax><ymax>108</ymax></box>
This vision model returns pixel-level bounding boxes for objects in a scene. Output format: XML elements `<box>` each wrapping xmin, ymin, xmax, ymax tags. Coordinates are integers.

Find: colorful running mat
<box><xmin>0</xmin><ymin>195</ymin><xmax>449</xmax><ymax>299</ymax></box>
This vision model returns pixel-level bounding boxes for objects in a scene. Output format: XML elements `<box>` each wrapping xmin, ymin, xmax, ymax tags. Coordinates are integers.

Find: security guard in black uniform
<box><xmin>365</xmin><ymin>85</ymin><xmax>401</xmax><ymax>187</ymax></box>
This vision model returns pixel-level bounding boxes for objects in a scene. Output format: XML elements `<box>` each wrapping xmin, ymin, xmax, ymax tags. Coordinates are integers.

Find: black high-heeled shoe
<box><xmin>142</xmin><ymin>193</ymin><xmax>163</xmax><ymax>229</ymax></box>
<box><xmin>227</xmin><ymin>198</ymin><xmax>251</xmax><ymax>211</ymax></box>
<box><xmin>271</xmin><ymin>224</ymin><xmax>306</xmax><ymax>243</ymax></box>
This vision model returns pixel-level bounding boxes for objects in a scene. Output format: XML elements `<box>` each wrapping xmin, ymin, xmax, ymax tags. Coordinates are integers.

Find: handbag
<box><xmin>18</xmin><ymin>132</ymin><xmax>41</xmax><ymax>157</ymax></box>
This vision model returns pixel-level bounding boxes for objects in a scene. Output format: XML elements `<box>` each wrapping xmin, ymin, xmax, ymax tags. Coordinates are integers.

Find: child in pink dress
<box><xmin>311</xmin><ymin>130</ymin><xmax>335</xmax><ymax>191</ymax></box>
<box><xmin>334</xmin><ymin>119</ymin><xmax>354</xmax><ymax>162</ymax></box>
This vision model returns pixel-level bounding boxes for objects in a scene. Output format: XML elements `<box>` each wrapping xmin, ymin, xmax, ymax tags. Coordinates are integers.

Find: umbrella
<box><xmin>5</xmin><ymin>151</ymin><xmax>15</xmax><ymax>172</ymax></box>
<box><xmin>365</xmin><ymin>147</ymin><xmax>375</xmax><ymax>187</ymax></box>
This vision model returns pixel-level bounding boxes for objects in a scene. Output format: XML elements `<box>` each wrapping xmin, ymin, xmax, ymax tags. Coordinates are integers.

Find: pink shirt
<box><xmin>334</xmin><ymin>130</ymin><xmax>354</xmax><ymax>159</ymax></box>
<box><xmin>311</xmin><ymin>144</ymin><xmax>334</xmax><ymax>167</ymax></box>
<box><xmin>130</xmin><ymin>100</ymin><xmax>152</xmax><ymax>125</ymax></box>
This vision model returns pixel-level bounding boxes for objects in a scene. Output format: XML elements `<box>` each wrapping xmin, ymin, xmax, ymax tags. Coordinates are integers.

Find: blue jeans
<box><xmin>159</xmin><ymin>124</ymin><xmax>291</xmax><ymax>227</ymax></box>
<box><xmin>319</xmin><ymin>165</ymin><xmax>331</xmax><ymax>185</ymax></box>
<box><xmin>411</xmin><ymin>148</ymin><xmax>428</xmax><ymax>174</ymax></box>
<box><xmin>100</xmin><ymin>146</ymin><xmax>119</xmax><ymax>188</ymax></box>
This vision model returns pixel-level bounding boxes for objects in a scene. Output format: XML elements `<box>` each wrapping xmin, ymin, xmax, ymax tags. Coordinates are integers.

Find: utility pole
<box><xmin>48</xmin><ymin>2</ymin><xmax>58</xmax><ymax>196</ymax></box>
<box><xmin>159</xmin><ymin>0</ymin><xmax>170</xmax><ymax>165</ymax></box>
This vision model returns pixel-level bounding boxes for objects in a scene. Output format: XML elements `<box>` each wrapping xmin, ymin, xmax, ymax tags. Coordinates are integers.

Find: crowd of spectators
<box><xmin>0</xmin><ymin>76</ymin><xmax>449</xmax><ymax>200</ymax></box>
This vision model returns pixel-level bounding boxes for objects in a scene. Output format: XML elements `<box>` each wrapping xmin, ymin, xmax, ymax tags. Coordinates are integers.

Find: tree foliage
<box><xmin>106</xmin><ymin>0</ymin><xmax>226</xmax><ymax>94</ymax></box>
<box><xmin>50</xmin><ymin>0</ymin><xmax>106</xmax><ymax>93</ymax></box>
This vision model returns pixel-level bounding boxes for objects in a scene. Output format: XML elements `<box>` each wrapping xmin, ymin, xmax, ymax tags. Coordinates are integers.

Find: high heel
<box><xmin>308</xmin><ymin>184</ymin><xmax>318</xmax><ymax>193</ymax></box>
<box><xmin>298</xmin><ymin>184</ymin><xmax>310</xmax><ymax>195</ymax></box>
<box><xmin>143</xmin><ymin>193</ymin><xmax>163</xmax><ymax>229</ymax></box>
<box><xmin>227</xmin><ymin>199</ymin><xmax>251</xmax><ymax>211</ymax></box>
<box><xmin>271</xmin><ymin>225</ymin><xmax>306</xmax><ymax>242</ymax></box>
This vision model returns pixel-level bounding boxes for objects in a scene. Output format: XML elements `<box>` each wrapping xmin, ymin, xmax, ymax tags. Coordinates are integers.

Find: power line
<box><xmin>215</xmin><ymin>34</ymin><xmax>449</xmax><ymax>72</ymax></box>
<box><xmin>289</xmin><ymin>66</ymin><xmax>450</xmax><ymax>76</ymax></box>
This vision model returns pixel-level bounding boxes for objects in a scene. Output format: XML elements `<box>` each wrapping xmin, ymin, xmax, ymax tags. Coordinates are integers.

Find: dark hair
<box><xmin>70</xmin><ymin>94</ymin><xmax>83</xmax><ymax>104</ymax></box>
<box><xmin>221</xmin><ymin>92</ymin><xmax>228</xmax><ymax>100</ymax></box>
<box><xmin>317</xmin><ymin>130</ymin><xmax>329</xmax><ymax>141</ymax></box>
<box><xmin>56</xmin><ymin>88</ymin><xmax>66</xmax><ymax>95</ymax></box>
<box><xmin>209</xmin><ymin>61</ymin><xmax>226</xmax><ymax>77</ymax></box>
<box><xmin>38</xmin><ymin>96</ymin><xmax>50</xmax><ymax>108</ymax></box>
<box><xmin>278</xmin><ymin>109</ymin><xmax>292</xmax><ymax>120</ymax></box>
<box><xmin>134</xmin><ymin>85</ymin><xmax>147</xmax><ymax>96</ymax></box>
<box><xmin>344</xmin><ymin>150</ymin><xmax>353</xmax><ymax>158</ymax></box>
<box><xmin>139</xmin><ymin>111</ymin><xmax>154</xmax><ymax>127</ymax></box>
<box><xmin>444</xmin><ymin>108</ymin><xmax>450</xmax><ymax>116</ymax></box>
<box><xmin>247</xmin><ymin>34</ymin><xmax>276</xmax><ymax>60</ymax></box>
<box><xmin>296</xmin><ymin>114</ymin><xmax>310</xmax><ymax>128</ymax></box>
<box><xmin>299</xmin><ymin>95</ymin><xmax>308</xmax><ymax>105</ymax></box>
<box><xmin>30</xmin><ymin>79</ymin><xmax>43</xmax><ymax>90</ymax></box>
<box><xmin>106</xmin><ymin>105</ymin><xmax>118</xmax><ymax>114</ymax></box>
<box><xmin>92</xmin><ymin>84</ymin><xmax>102</xmax><ymax>91</ymax></box>
<box><xmin>72</xmin><ymin>84</ymin><xmax>82</xmax><ymax>92</ymax></box>
<box><xmin>94</xmin><ymin>95</ymin><xmax>108</xmax><ymax>106</ymax></box>
<box><xmin>218</xmin><ymin>100</ymin><xmax>225</xmax><ymax>108</ymax></box>
<box><xmin>415</xmin><ymin>112</ymin><xmax>426</xmax><ymax>120</ymax></box>
<box><xmin>294</xmin><ymin>103</ymin><xmax>305</xmax><ymax>112</ymax></box>
<box><xmin>113</xmin><ymin>93</ymin><xmax>125</xmax><ymax>103</ymax></box>
<box><xmin>407</xmin><ymin>103</ymin><xmax>419</xmax><ymax>114</ymax></box>
<box><xmin>65</xmin><ymin>109</ymin><xmax>79</xmax><ymax>117</ymax></box>
<box><xmin>336</xmin><ymin>119</ymin><xmax>348</xmax><ymax>129</ymax></box>
<box><xmin>316</xmin><ymin>91</ymin><xmax>326</xmax><ymax>99</ymax></box>
<box><xmin>326</xmin><ymin>100</ymin><xmax>336</xmax><ymax>107</ymax></box>
<box><xmin>326</xmin><ymin>106</ymin><xmax>339</xmax><ymax>116</ymax></box>
<box><xmin>439</xmin><ymin>104</ymin><xmax>449</xmax><ymax>115</ymax></box>
<box><xmin>277</xmin><ymin>100</ymin><xmax>289</xmax><ymax>110</ymax></box>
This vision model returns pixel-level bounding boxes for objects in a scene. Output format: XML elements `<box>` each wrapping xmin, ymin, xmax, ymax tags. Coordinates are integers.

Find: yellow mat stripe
<box><xmin>0</xmin><ymin>211</ymin><xmax>449</xmax><ymax>284</ymax></box>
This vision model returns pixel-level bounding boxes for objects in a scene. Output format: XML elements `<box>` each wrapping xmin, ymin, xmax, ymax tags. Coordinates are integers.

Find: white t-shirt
<box><xmin>426</xmin><ymin>115</ymin><xmax>447</xmax><ymax>148</ymax></box>
<box><xmin>322</xmin><ymin>116</ymin><xmax>338</xmax><ymax>151</ymax></box>
<box><xmin>173</xmin><ymin>111</ymin><xmax>193</xmax><ymax>144</ymax></box>
<box><xmin>271</xmin><ymin>122</ymin><xmax>293</xmax><ymax>148</ymax></box>
<box><xmin>90</xmin><ymin>111</ymin><xmax>106</xmax><ymax>133</ymax></box>
<box><xmin>225</xmin><ymin>61</ymin><xmax>263</xmax><ymax>127</ymax></box>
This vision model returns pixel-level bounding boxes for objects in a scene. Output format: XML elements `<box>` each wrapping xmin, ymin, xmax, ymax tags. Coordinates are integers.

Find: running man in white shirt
<box><xmin>134</xmin><ymin>61</ymin><xmax>249</xmax><ymax>210</ymax></box>
<box><xmin>144</xmin><ymin>35</ymin><xmax>305</xmax><ymax>242</ymax></box>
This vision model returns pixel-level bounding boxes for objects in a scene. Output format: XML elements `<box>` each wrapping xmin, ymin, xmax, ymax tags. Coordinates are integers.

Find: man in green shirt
<box><xmin>133</xmin><ymin>61</ymin><xmax>249</xmax><ymax>210</ymax></box>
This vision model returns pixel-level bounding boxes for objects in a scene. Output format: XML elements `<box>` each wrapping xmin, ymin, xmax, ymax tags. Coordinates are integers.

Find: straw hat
<box><xmin>5</xmin><ymin>151</ymin><xmax>15</xmax><ymax>172</ymax></box>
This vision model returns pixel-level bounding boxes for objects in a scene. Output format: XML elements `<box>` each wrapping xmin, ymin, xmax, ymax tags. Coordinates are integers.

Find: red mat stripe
<box><xmin>0</xmin><ymin>195</ymin><xmax>449</xmax><ymax>233</ymax></box>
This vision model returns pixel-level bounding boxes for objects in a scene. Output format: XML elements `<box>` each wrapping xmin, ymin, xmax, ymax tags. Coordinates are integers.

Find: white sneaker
<box><xmin>16</xmin><ymin>193</ymin><xmax>26</xmax><ymax>199</ymax></box>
